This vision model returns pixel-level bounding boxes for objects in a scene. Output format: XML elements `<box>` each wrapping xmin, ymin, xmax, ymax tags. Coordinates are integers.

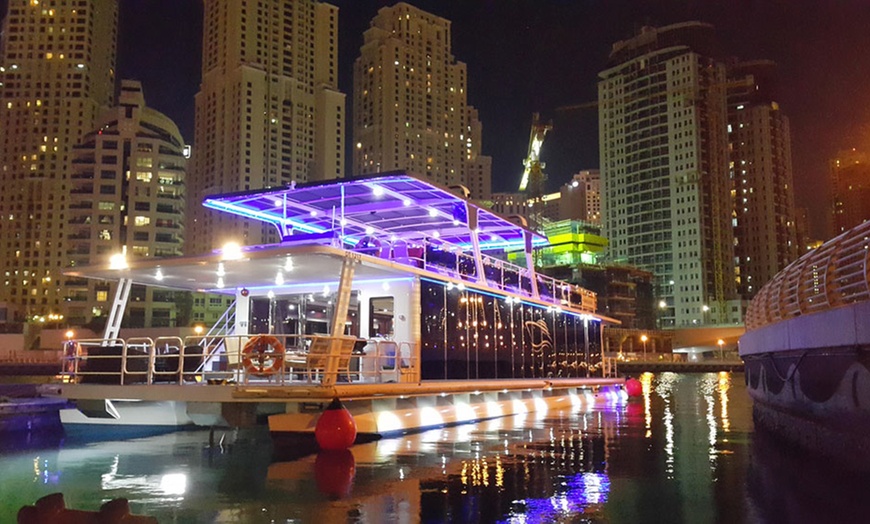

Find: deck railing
<box><xmin>745</xmin><ymin>220</ymin><xmax>870</xmax><ymax>330</ymax></box>
<box><xmin>358</xmin><ymin>239</ymin><xmax>597</xmax><ymax>313</ymax></box>
<box><xmin>62</xmin><ymin>335</ymin><xmax>420</xmax><ymax>387</ymax></box>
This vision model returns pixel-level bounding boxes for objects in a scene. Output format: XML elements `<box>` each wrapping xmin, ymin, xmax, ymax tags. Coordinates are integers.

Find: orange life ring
<box><xmin>242</xmin><ymin>335</ymin><xmax>285</xmax><ymax>376</ymax></box>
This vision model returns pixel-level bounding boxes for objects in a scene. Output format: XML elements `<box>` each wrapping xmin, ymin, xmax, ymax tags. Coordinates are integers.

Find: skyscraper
<box><xmin>352</xmin><ymin>2</ymin><xmax>492</xmax><ymax>199</ymax></box>
<box><xmin>66</xmin><ymin>80</ymin><xmax>187</xmax><ymax>328</ymax></box>
<box><xmin>0</xmin><ymin>0</ymin><xmax>118</xmax><ymax>322</ymax></box>
<box><xmin>188</xmin><ymin>0</ymin><xmax>345</xmax><ymax>254</ymax></box>
<box><xmin>830</xmin><ymin>148</ymin><xmax>870</xmax><ymax>235</ymax></box>
<box><xmin>598</xmin><ymin>22</ymin><xmax>736</xmax><ymax>327</ymax></box>
<box><xmin>727</xmin><ymin>60</ymin><xmax>798</xmax><ymax>299</ymax></box>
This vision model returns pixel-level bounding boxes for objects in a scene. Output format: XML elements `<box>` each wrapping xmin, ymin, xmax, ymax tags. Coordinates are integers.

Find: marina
<box><xmin>0</xmin><ymin>372</ymin><xmax>750</xmax><ymax>522</ymax></box>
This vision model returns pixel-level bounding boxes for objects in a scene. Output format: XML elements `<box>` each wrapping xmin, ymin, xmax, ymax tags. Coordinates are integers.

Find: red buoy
<box><xmin>625</xmin><ymin>377</ymin><xmax>643</xmax><ymax>398</ymax></box>
<box><xmin>314</xmin><ymin>449</ymin><xmax>356</xmax><ymax>499</ymax></box>
<box><xmin>315</xmin><ymin>398</ymin><xmax>357</xmax><ymax>450</ymax></box>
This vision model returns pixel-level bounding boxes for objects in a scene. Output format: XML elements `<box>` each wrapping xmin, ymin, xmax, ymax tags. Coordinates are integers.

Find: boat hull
<box><xmin>60</xmin><ymin>400</ymin><xmax>195</xmax><ymax>439</ymax></box>
<box><xmin>269</xmin><ymin>383</ymin><xmax>625</xmax><ymax>438</ymax></box>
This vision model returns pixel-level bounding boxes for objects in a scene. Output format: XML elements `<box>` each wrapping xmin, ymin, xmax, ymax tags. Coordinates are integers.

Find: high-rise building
<box><xmin>831</xmin><ymin>148</ymin><xmax>870</xmax><ymax>235</ymax></box>
<box><xmin>66</xmin><ymin>80</ymin><xmax>187</xmax><ymax>328</ymax></box>
<box><xmin>352</xmin><ymin>2</ymin><xmax>492</xmax><ymax>199</ymax></box>
<box><xmin>598</xmin><ymin>22</ymin><xmax>736</xmax><ymax>327</ymax></box>
<box><xmin>727</xmin><ymin>60</ymin><xmax>798</xmax><ymax>299</ymax></box>
<box><xmin>561</xmin><ymin>170</ymin><xmax>601</xmax><ymax>224</ymax></box>
<box><xmin>188</xmin><ymin>0</ymin><xmax>345</xmax><ymax>254</ymax></box>
<box><xmin>490</xmin><ymin>172</ymin><xmax>601</xmax><ymax>231</ymax></box>
<box><xmin>0</xmin><ymin>0</ymin><xmax>118</xmax><ymax>322</ymax></box>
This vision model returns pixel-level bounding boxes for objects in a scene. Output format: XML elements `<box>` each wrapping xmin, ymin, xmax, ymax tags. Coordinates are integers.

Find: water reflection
<box><xmin>0</xmin><ymin>373</ymin><xmax>791</xmax><ymax>523</ymax></box>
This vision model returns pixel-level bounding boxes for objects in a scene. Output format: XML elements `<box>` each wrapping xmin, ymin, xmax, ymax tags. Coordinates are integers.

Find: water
<box><xmin>0</xmin><ymin>372</ymin><xmax>863</xmax><ymax>522</ymax></box>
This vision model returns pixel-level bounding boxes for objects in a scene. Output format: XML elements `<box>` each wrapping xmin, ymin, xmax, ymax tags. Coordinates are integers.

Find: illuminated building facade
<box><xmin>560</xmin><ymin>170</ymin><xmax>601</xmax><ymax>225</ymax></box>
<box><xmin>0</xmin><ymin>0</ymin><xmax>118</xmax><ymax>322</ymax></box>
<box><xmin>490</xmin><ymin>173</ymin><xmax>602</xmax><ymax>232</ymax></box>
<box><xmin>727</xmin><ymin>60</ymin><xmax>798</xmax><ymax>299</ymax></box>
<box><xmin>599</xmin><ymin>22</ymin><xmax>736</xmax><ymax>327</ymax></box>
<box><xmin>66</xmin><ymin>80</ymin><xmax>187</xmax><ymax>327</ymax></box>
<box><xmin>830</xmin><ymin>148</ymin><xmax>870</xmax><ymax>235</ymax></box>
<box><xmin>352</xmin><ymin>3</ymin><xmax>492</xmax><ymax>199</ymax></box>
<box><xmin>188</xmin><ymin>0</ymin><xmax>345</xmax><ymax>254</ymax></box>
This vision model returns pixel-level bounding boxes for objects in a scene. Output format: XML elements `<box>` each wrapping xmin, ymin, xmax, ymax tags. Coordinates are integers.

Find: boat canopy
<box><xmin>202</xmin><ymin>171</ymin><xmax>547</xmax><ymax>251</ymax></box>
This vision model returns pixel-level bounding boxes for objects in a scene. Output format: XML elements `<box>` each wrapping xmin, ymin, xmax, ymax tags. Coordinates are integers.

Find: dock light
<box><xmin>194</xmin><ymin>325</ymin><xmax>204</xmax><ymax>336</ymax></box>
<box><xmin>221</xmin><ymin>241</ymin><xmax>243</xmax><ymax>261</ymax></box>
<box><xmin>109</xmin><ymin>252</ymin><xmax>128</xmax><ymax>270</ymax></box>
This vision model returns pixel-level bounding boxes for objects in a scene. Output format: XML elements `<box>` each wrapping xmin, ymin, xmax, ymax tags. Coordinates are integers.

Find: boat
<box><xmin>53</xmin><ymin>172</ymin><xmax>624</xmax><ymax>441</ymax></box>
<box><xmin>739</xmin><ymin>220</ymin><xmax>870</xmax><ymax>467</ymax></box>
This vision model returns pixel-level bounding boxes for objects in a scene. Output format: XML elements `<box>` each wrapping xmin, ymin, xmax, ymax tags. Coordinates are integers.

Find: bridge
<box><xmin>739</xmin><ymin>220</ymin><xmax>870</xmax><ymax>466</ymax></box>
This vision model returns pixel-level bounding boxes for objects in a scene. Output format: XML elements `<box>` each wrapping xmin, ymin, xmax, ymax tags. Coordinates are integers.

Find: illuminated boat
<box><xmin>54</xmin><ymin>172</ymin><xmax>623</xmax><ymax>439</ymax></box>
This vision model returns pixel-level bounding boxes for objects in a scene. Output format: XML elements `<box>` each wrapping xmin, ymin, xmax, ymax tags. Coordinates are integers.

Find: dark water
<box><xmin>0</xmin><ymin>372</ymin><xmax>865</xmax><ymax>523</ymax></box>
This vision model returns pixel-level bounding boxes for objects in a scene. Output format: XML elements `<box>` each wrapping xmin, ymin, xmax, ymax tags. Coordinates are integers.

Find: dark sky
<box><xmin>4</xmin><ymin>1</ymin><xmax>870</xmax><ymax>239</ymax></box>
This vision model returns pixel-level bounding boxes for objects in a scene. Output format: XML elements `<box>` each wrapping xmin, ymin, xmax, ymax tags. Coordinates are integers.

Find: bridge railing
<box><xmin>745</xmin><ymin>220</ymin><xmax>870</xmax><ymax>330</ymax></box>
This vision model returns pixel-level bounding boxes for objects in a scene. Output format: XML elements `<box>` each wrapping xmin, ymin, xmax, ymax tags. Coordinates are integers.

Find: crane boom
<box><xmin>518</xmin><ymin>113</ymin><xmax>552</xmax><ymax>192</ymax></box>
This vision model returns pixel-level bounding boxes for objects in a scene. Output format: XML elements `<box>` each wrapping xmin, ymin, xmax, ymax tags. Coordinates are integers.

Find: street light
<box><xmin>641</xmin><ymin>334</ymin><xmax>649</xmax><ymax>359</ymax></box>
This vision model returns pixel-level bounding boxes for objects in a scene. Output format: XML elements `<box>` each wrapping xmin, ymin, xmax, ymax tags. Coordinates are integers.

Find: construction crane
<box><xmin>518</xmin><ymin>102</ymin><xmax>597</xmax><ymax>195</ymax></box>
<box><xmin>517</xmin><ymin>113</ymin><xmax>552</xmax><ymax>193</ymax></box>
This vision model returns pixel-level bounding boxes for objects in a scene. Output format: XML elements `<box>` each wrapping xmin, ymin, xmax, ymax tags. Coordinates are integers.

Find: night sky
<box><xmin>4</xmin><ymin>1</ymin><xmax>870</xmax><ymax>239</ymax></box>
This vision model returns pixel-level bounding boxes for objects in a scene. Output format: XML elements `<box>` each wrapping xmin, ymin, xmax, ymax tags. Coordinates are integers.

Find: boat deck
<box><xmin>48</xmin><ymin>377</ymin><xmax>625</xmax><ymax>404</ymax></box>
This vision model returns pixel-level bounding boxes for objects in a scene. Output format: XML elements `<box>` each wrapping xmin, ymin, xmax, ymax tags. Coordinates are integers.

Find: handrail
<box><xmin>745</xmin><ymin>220</ymin><xmax>870</xmax><ymax>330</ymax></box>
<box><xmin>361</xmin><ymin>237</ymin><xmax>597</xmax><ymax>313</ymax></box>
<box><xmin>196</xmin><ymin>299</ymin><xmax>237</xmax><ymax>373</ymax></box>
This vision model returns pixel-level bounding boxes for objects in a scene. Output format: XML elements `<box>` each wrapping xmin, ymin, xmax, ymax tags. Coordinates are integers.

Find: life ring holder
<box><xmin>242</xmin><ymin>335</ymin><xmax>285</xmax><ymax>376</ymax></box>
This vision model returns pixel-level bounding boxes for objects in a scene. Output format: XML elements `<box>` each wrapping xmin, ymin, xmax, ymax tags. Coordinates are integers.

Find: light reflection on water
<box><xmin>0</xmin><ymin>373</ymin><xmax>763</xmax><ymax>522</ymax></box>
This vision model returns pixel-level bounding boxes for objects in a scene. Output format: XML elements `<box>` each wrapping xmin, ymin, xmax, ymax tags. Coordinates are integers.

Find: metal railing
<box><xmin>745</xmin><ymin>220</ymin><xmax>870</xmax><ymax>330</ymax></box>
<box><xmin>355</xmin><ymin>238</ymin><xmax>597</xmax><ymax>313</ymax></box>
<box><xmin>61</xmin><ymin>334</ymin><xmax>420</xmax><ymax>387</ymax></box>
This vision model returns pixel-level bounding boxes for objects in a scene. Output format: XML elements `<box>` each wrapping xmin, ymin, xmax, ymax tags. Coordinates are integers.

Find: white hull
<box><xmin>60</xmin><ymin>400</ymin><xmax>193</xmax><ymax>428</ymax></box>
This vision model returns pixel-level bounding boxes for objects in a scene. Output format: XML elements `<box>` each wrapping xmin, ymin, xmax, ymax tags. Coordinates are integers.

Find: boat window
<box><xmin>249</xmin><ymin>291</ymin><xmax>360</xmax><ymax>340</ymax></box>
<box><xmin>370</xmin><ymin>296</ymin><xmax>394</xmax><ymax>338</ymax></box>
